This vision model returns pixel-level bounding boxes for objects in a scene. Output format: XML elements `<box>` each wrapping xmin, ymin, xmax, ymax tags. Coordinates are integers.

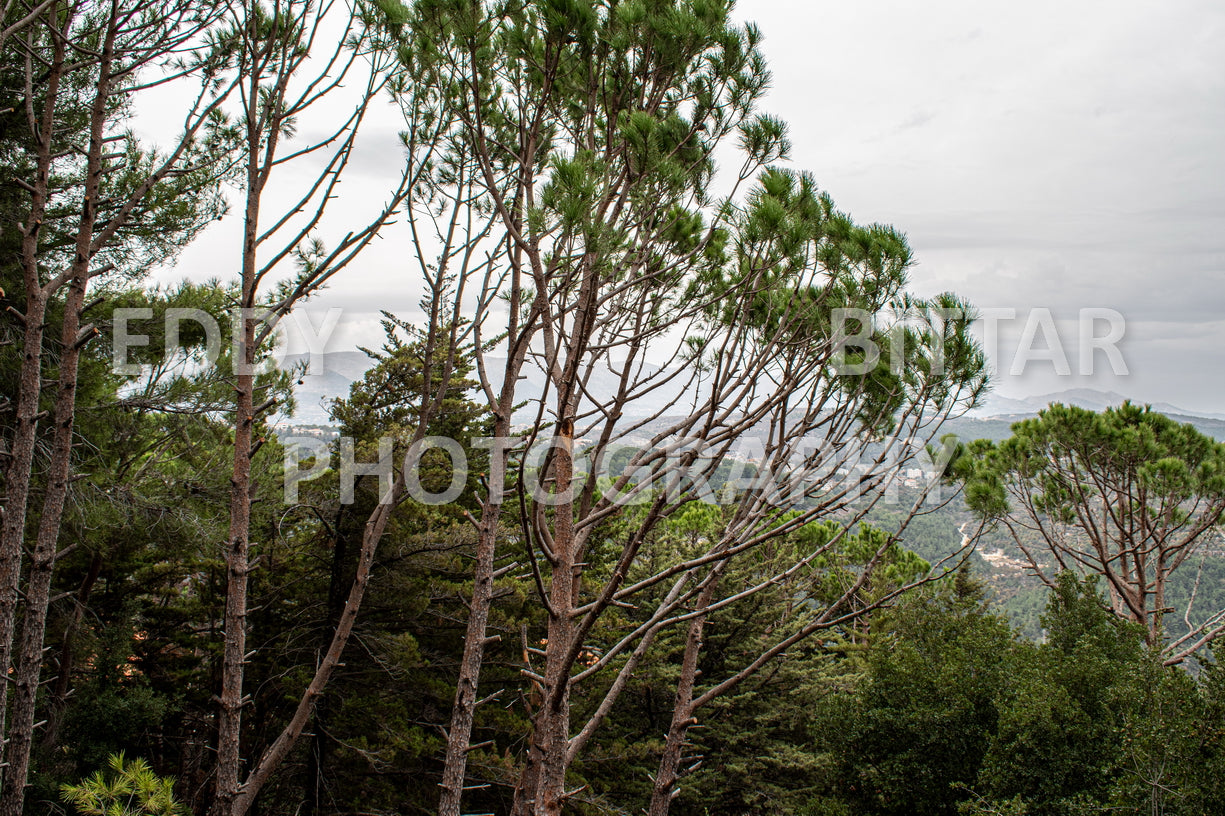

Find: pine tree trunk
<box><xmin>509</xmin><ymin>743</ymin><xmax>542</xmax><ymax>816</ymax></box>
<box><xmin>0</xmin><ymin>272</ymin><xmax>91</xmax><ymax>816</ymax></box>
<box><xmin>511</xmin><ymin>419</ymin><xmax>578</xmax><ymax>816</ymax></box>
<box><xmin>647</xmin><ymin>705</ymin><xmax>690</xmax><ymax>816</ymax></box>
<box><xmin>0</xmin><ymin>14</ymin><xmax>113</xmax><ymax>806</ymax></box>
<box><xmin>647</xmin><ymin>576</ymin><xmax>720</xmax><ymax>816</ymax></box>
<box><xmin>0</xmin><ymin>8</ymin><xmax>64</xmax><ymax>755</ymax></box>
<box><xmin>538</xmin><ymin>424</ymin><xmax>576</xmax><ymax>816</ymax></box>
<box><xmin>211</xmin><ymin>160</ymin><xmax>261</xmax><ymax>815</ymax></box>
<box><xmin>212</xmin><ymin>360</ymin><xmax>253</xmax><ymax>816</ymax></box>
<box><xmin>438</xmin><ymin>408</ymin><xmax>517</xmax><ymax>816</ymax></box>
<box><xmin>647</xmin><ymin>676</ymin><xmax>698</xmax><ymax>816</ymax></box>
<box><xmin>0</xmin><ymin>301</ymin><xmax>45</xmax><ymax>752</ymax></box>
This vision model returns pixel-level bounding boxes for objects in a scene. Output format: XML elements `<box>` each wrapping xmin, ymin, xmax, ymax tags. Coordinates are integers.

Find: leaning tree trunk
<box><xmin>226</xmin><ymin>490</ymin><xmax>403</xmax><ymax>816</ymax></box>
<box><xmin>511</xmin><ymin>419</ymin><xmax>578</xmax><ymax>816</ymax></box>
<box><xmin>438</xmin><ymin>404</ymin><xmax>518</xmax><ymax>816</ymax></box>
<box><xmin>303</xmin><ymin>504</ymin><xmax>351</xmax><ymax>816</ymax></box>
<box><xmin>647</xmin><ymin>575</ymin><xmax>721</xmax><ymax>816</ymax></box>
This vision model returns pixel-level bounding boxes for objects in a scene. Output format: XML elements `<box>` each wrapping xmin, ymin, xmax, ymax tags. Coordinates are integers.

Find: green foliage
<box><xmin>961</xmin><ymin>402</ymin><xmax>1225</xmax><ymax>526</ymax></box>
<box><xmin>61</xmin><ymin>753</ymin><xmax>183</xmax><ymax>816</ymax></box>
<box><xmin>976</xmin><ymin>575</ymin><xmax>1143</xmax><ymax>814</ymax></box>
<box><xmin>810</xmin><ymin>570</ymin><xmax>1225</xmax><ymax>816</ymax></box>
<box><xmin>573</xmin><ymin>509</ymin><xmax>935</xmax><ymax>815</ymax></box>
<box><xmin>957</xmin><ymin>793</ymin><xmax>1029</xmax><ymax>815</ymax></box>
<box><xmin>2</xmin><ymin>279</ymin><xmax>292</xmax><ymax>807</ymax></box>
<box><xmin>822</xmin><ymin>570</ymin><xmax>1014</xmax><ymax>816</ymax></box>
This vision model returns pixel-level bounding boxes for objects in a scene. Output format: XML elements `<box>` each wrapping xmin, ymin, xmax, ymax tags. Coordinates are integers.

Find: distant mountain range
<box><xmin>278</xmin><ymin>351</ymin><xmax>371</xmax><ymax>424</ymax></box>
<box><xmin>277</xmin><ymin>351</ymin><xmax>1225</xmax><ymax>441</ymax></box>
<box><xmin>960</xmin><ymin>389</ymin><xmax>1225</xmax><ymax>441</ymax></box>
<box><xmin>968</xmin><ymin>388</ymin><xmax>1225</xmax><ymax>422</ymax></box>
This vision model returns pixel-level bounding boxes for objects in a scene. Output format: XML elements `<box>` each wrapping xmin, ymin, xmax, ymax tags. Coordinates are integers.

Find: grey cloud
<box><xmin>737</xmin><ymin>0</ymin><xmax>1224</xmax><ymax>406</ymax></box>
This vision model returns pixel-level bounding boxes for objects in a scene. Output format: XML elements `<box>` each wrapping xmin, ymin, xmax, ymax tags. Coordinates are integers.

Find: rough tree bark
<box><xmin>437</xmin><ymin>365</ymin><xmax>527</xmax><ymax>814</ymax></box>
<box><xmin>212</xmin><ymin>180</ymin><xmax>260</xmax><ymax>816</ymax></box>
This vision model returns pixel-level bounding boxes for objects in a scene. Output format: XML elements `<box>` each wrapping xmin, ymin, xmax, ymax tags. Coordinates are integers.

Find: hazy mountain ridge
<box><xmin>969</xmin><ymin>388</ymin><xmax>1225</xmax><ymax>422</ymax></box>
<box><xmin>278</xmin><ymin>351</ymin><xmax>1225</xmax><ymax>440</ymax></box>
<box><xmin>278</xmin><ymin>351</ymin><xmax>371</xmax><ymax>424</ymax></box>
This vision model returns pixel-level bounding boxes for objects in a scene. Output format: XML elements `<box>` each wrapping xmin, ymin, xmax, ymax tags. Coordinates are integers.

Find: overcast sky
<box><xmin>153</xmin><ymin>0</ymin><xmax>1225</xmax><ymax>413</ymax></box>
